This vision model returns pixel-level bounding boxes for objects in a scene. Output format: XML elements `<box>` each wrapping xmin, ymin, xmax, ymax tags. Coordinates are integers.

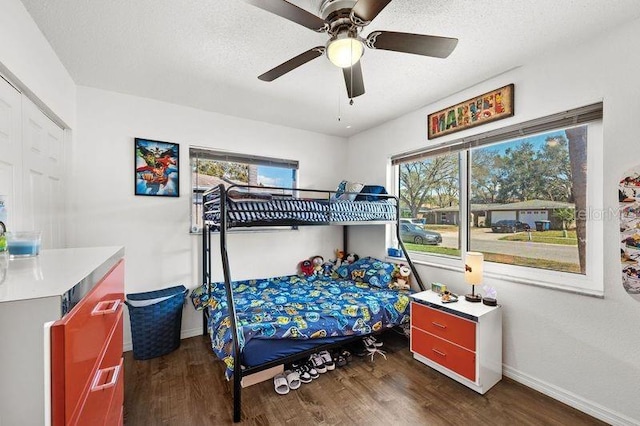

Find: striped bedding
<box><xmin>203</xmin><ymin>193</ymin><xmax>396</xmax><ymax>226</ymax></box>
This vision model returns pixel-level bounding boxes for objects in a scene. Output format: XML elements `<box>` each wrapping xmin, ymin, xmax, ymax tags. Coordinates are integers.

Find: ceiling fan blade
<box><xmin>366</xmin><ymin>31</ymin><xmax>458</xmax><ymax>58</ymax></box>
<box><xmin>351</xmin><ymin>0</ymin><xmax>392</xmax><ymax>24</ymax></box>
<box><xmin>245</xmin><ymin>0</ymin><xmax>327</xmax><ymax>32</ymax></box>
<box><xmin>258</xmin><ymin>47</ymin><xmax>325</xmax><ymax>82</ymax></box>
<box><xmin>343</xmin><ymin>61</ymin><xmax>365</xmax><ymax>98</ymax></box>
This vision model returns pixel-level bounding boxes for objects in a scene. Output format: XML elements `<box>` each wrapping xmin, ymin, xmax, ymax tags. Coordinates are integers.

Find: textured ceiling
<box><xmin>20</xmin><ymin>0</ymin><xmax>640</xmax><ymax>137</ymax></box>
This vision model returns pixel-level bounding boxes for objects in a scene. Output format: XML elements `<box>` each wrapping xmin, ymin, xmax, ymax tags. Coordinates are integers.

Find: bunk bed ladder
<box><xmin>217</xmin><ymin>185</ymin><xmax>243</xmax><ymax>422</ymax></box>
<box><xmin>202</xmin><ymin>222</ymin><xmax>210</xmax><ymax>336</ymax></box>
<box><xmin>396</xmin><ymin>217</ymin><xmax>426</xmax><ymax>292</ymax></box>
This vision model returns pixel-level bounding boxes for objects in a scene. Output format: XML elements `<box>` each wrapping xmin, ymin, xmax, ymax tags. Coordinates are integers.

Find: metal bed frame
<box><xmin>201</xmin><ymin>183</ymin><xmax>424</xmax><ymax>422</ymax></box>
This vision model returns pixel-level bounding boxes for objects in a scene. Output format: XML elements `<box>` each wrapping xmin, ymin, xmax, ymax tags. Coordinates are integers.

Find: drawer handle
<box><xmin>432</xmin><ymin>348</ymin><xmax>447</xmax><ymax>357</ymax></box>
<box><xmin>90</xmin><ymin>363</ymin><xmax>121</xmax><ymax>392</ymax></box>
<box><xmin>91</xmin><ymin>299</ymin><xmax>121</xmax><ymax>316</ymax></box>
<box><xmin>431</xmin><ymin>321</ymin><xmax>447</xmax><ymax>329</ymax></box>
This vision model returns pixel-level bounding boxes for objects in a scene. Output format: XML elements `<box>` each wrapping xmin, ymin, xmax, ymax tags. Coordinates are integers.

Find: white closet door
<box><xmin>22</xmin><ymin>97</ymin><xmax>64</xmax><ymax>249</ymax></box>
<box><xmin>0</xmin><ymin>77</ymin><xmax>22</xmax><ymax>230</ymax></box>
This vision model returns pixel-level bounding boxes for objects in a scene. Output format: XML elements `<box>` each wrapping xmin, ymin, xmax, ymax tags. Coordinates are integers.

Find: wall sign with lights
<box><xmin>427</xmin><ymin>84</ymin><xmax>514</xmax><ymax>140</ymax></box>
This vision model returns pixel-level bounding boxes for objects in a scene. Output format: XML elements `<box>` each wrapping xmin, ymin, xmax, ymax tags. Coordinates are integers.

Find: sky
<box><xmin>479</xmin><ymin>128</ymin><xmax>569</xmax><ymax>155</ymax></box>
<box><xmin>257</xmin><ymin>165</ymin><xmax>295</xmax><ymax>187</ymax></box>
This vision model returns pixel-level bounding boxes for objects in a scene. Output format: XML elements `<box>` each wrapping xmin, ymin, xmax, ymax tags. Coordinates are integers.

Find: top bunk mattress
<box><xmin>203</xmin><ymin>195</ymin><xmax>397</xmax><ymax>227</ymax></box>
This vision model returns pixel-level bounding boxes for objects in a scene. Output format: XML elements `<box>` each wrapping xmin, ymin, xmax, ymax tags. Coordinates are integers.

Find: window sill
<box><xmin>396</xmin><ymin>252</ymin><xmax>604</xmax><ymax>299</ymax></box>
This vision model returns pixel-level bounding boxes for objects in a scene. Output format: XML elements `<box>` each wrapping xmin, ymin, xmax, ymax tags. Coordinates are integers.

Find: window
<box><xmin>190</xmin><ymin>148</ymin><xmax>298</xmax><ymax>232</ymax></box>
<box><xmin>469</xmin><ymin>126</ymin><xmax>585</xmax><ymax>274</ymax></box>
<box><xmin>394</xmin><ymin>103</ymin><xmax>603</xmax><ymax>295</ymax></box>
<box><xmin>398</xmin><ymin>152</ymin><xmax>461</xmax><ymax>257</ymax></box>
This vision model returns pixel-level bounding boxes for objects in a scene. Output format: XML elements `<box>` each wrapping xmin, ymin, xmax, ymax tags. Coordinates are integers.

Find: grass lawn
<box><xmin>484</xmin><ymin>253</ymin><xmax>580</xmax><ymax>273</ymax></box>
<box><xmin>405</xmin><ymin>243</ymin><xmax>461</xmax><ymax>256</ymax></box>
<box><xmin>404</xmin><ymin>244</ymin><xmax>580</xmax><ymax>273</ymax></box>
<box><xmin>423</xmin><ymin>224</ymin><xmax>459</xmax><ymax>233</ymax></box>
<box><xmin>499</xmin><ymin>230</ymin><xmax>578</xmax><ymax>245</ymax></box>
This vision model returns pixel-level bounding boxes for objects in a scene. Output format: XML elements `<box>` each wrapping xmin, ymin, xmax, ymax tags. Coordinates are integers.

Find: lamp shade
<box><xmin>327</xmin><ymin>35</ymin><xmax>364</xmax><ymax>68</ymax></box>
<box><xmin>464</xmin><ymin>252</ymin><xmax>484</xmax><ymax>285</ymax></box>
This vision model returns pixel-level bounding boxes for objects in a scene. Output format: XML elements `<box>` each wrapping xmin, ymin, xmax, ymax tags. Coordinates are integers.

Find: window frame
<box><xmin>189</xmin><ymin>147</ymin><xmax>299</xmax><ymax>234</ymax></box>
<box><xmin>391</xmin><ymin>107</ymin><xmax>604</xmax><ymax>297</ymax></box>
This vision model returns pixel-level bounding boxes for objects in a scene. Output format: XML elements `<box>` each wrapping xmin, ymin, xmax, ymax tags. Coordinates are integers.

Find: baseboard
<box><xmin>123</xmin><ymin>327</ymin><xmax>203</xmax><ymax>353</ymax></box>
<box><xmin>503</xmin><ymin>365</ymin><xmax>638</xmax><ymax>426</ymax></box>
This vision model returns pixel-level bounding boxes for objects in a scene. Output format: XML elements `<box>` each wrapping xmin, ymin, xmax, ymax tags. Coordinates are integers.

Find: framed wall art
<box><xmin>428</xmin><ymin>84</ymin><xmax>514</xmax><ymax>139</ymax></box>
<box><xmin>134</xmin><ymin>138</ymin><xmax>179</xmax><ymax>197</ymax></box>
<box><xmin>619</xmin><ymin>166</ymin><xmax>640</xmax><ymax>302</ymax></box>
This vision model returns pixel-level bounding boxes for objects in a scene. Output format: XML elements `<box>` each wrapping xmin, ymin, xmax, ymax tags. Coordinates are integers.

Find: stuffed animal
<box><xmin>322</xmin><ymin>261</ymin><xmax>333</xmax><ymax>277</ymax></box>
<box><xmin>299</xmin><ymin>259</ymin><xmax>314</xmax><ymax>277</ymax></box>
<box><xmin>390</xmin><ymin>264</ymin><xmax>411</xmax><ymax>290</ymax></box>
<box><xmin>332</xmin><ymin>249</ymin><xmax>345</xmax><ymax>269</ymax></box>
<box><xmin>345</xmin><ymin>253</ymin><xmax>359</xmax><ymax>265</ymax></box>
<box><xmin>311</xmin><ymin>255</ymin><xmax>324</xmax><ymax>276</ymax></box>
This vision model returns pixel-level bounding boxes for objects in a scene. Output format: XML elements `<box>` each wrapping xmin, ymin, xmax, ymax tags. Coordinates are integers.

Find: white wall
<box><xmin>71</xmin><ymin>86</ymin><xmax>347</xmax><ymax>347</ymax></box>
<box><xmin>0</xmin><ymin>0</ymin><xmax>76</xmax><ymax>128</ymax></box>
<box><xmin>347</xmin><ymin>17</ymin><xmax>640</xmax><ymax>425</ymax></box>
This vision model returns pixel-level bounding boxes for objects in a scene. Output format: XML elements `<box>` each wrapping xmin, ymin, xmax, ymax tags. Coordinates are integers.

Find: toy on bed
<box><xmin>299</xmin><ymin>259</ymin><xmax>314</xmax><ymax>277</ymax></box>
<box><xmin>322</xmin><ymin>261</ymin><xmax>334</xmax><ymax>277</ymax></box>
<box><xmin>332</xmin><ymin>249</ymin><xmax>345</xmax><ymax>269</ymax></box>
<box><xmin>389</xmin><ymin>264</ymin><xmax>411</xmax><ymax>290</ymax></box>
<box><xmin>311</xmin><ymin>255</ymin><xmax>324</xmax><ymax>276</ymax></box>
<box><xmin>345</xmin><ymin>253</ymin><xmax>359</xmax><ymax>265</ymax></box>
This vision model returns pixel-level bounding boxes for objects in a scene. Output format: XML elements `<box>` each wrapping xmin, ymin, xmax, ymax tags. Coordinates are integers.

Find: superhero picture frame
<box><xmin>134</xmin><ymin>138</ymin><xmax>180</xmax><ymax>197</ymax></box>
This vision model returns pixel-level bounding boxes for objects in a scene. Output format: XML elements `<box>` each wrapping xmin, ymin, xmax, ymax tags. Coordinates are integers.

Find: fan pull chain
<box><xmin>349</xmin><ymin>40</ymin><xmax>354</xmax><ymax>105</ymax></box>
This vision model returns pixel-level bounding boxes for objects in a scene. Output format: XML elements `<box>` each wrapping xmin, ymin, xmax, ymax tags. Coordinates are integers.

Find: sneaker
<box><xmin>291</xmin><ymin>363</ymin><xmax>312</xmax><ymax>383</ymax></box>
<box><xmin>310</xmin><ymin>353</ymin><xmax>327</xmax><ymax>374</ymax></box>
<box><xmin>363</xmin><ymin>336</ymin><xmax>383</xmax><ymax>349</ymax></box>
<box><xmin>318</xmin><ymin>350</ymin><xmax>335</xmax><ymax>371</ymax></box>
<box><xmin>291</xmin><ymin>361</ymin><xmax>316</xmax><ymax>381</ymax></box>
<box><xmin>332</xmin><ymin>351</ymin><xmax>347</xmax><ymax>367</ymax></box>
<box><xmin>304</xmin><ymin>360</ymin><xmax>319</xmax><ymax>379</ymax></box>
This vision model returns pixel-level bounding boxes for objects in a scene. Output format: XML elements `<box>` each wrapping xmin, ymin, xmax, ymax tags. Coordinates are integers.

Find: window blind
<box><xmin>391</xmin><ymin>102</ymin><xmax>603</xmax><ymax>165</ymax></box>
<box><xmin>189</xmin><ymin>147</ymin><xmax>298</xmax><ymax>169</ymax></box>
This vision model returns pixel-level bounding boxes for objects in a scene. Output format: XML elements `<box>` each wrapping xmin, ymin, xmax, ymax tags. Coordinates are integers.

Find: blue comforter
<box><xmin>190</xmin><ymin>274</ymin><xmax>411</xmax><ymax>378</ymax></box>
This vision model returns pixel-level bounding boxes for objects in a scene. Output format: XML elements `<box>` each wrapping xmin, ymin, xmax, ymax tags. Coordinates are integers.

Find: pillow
<box><xmin>333</xmin><ymin>255</ymin><xmax>363</xmax><ymax>279</ymax></box>
<box><xmin>334</xmin><ymin>263</ymin><xmax>351</xmax><ymax>279</ymax></box>
<box><xmin>332</xmin><ymin>180</ymin><xmax>348</xmax><ymax>200</ymax></box>
<box><xmin>337</xmin><ymin>182</ymin><xmax>364</xmax><ymax>201</ymax></box>
<box><xmin>348</xmin><ymin>257</ymin><xmax>396</xmax><ymax>288</ymax></box>
<box><xmin>354</xmin><ymin>185</ymin><xmax>388</xmax><ymax>202</ymax></box>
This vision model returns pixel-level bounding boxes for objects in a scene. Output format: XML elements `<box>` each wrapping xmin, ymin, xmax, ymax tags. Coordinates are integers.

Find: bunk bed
<box><xmin>195</xmin><ymin>183</ymin><xmax>425</xmax><ymax>422</ymax></box>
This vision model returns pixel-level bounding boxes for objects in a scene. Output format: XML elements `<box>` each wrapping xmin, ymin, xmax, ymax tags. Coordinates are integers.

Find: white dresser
<box><xmin>0</xmin><ymin>246</ymin><xmax>124</xmax><ymax>426</ymax></box>
<box><xmin>410</xmin><ymin>290</ymin><xmax>502</xmax><ymax>394</ymax></box>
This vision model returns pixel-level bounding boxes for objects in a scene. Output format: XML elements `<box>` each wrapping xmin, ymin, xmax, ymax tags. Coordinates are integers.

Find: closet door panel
<box><xmin>22</xmin><ymin>97</ymin><xmax>64</xmax><ymax>248</ymax></box>
<box><xmin>0</xmin><ymin>78</ymin><xmax>22</xmax><ymax>229</ymax></box>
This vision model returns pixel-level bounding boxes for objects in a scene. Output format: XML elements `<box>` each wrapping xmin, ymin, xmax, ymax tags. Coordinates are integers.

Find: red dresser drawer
<box><xmin>411</xmin><ymin>327</ymin><xmax>476</xmax><ymax>381</ymax></box>
<box><xmin>52</xmin><ymin>259</ymin><xmax>125</xmax><ymax>425</ymax></box>
<box><xmin>76</xmin><ymin>357</ymin><xmax>124</xmax><ymax>426</ymax></box>
<box><xmin>411</xmin><ymin>302</ymin><xmax>476</xmax><ymax>351</ymax></box>
<box><xmin>105</xmin><ymin>361</ymin><xmax>125</xmax><ymax>426</ymax></box>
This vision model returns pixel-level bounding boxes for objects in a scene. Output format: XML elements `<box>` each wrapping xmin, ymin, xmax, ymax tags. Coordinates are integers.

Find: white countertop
<box><xmin>0</xmin><ymin>246</ymin><xmax>124</xmax><ymax>303</ymax></box>
<box><xmin>411</xmin><ymin>290</ymin><xmax>499</xmax><ymax>319</ymax></box>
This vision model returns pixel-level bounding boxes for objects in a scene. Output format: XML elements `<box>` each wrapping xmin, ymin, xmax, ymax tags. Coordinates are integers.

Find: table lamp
<box><xmin>464</xmin><ymin>252</ymin><xmax>483</xmax><ymax>302</ymax></box>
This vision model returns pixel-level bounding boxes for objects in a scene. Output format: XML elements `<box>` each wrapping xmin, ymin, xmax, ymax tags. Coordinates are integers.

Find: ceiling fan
<box><xmin>246</xmin><ymin>0</ymin><xmax>458</xmax><ymax>99</ymax></box>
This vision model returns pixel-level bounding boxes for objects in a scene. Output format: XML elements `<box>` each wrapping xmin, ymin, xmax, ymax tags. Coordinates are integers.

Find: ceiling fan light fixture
<box><xmin>327</xmin><ymin>34</ymin><xmax>364</xmax><ymax>68</ymax></box>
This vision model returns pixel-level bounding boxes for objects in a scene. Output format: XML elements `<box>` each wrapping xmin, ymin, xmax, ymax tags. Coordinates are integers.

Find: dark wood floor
<box><xmin>124</xmin><ymin>331</ymin><xmax>605</xmax><ymax>425</ymax></box>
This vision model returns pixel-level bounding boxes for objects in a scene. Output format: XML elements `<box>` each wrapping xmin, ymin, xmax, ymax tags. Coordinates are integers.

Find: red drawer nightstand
<box><xmin>410</xmin><ymin>290</ymin><xmax>502</xmax><ymax>394</ymax></box>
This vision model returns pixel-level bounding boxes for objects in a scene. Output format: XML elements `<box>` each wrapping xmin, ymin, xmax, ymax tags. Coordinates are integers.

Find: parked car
<box><xmin>491</xmin><ymin>220</ymin><xmax>531</xmax><ymax>233</ymax></box>
<box><xmin>400</xmin><ymin>222</ymin><xmax>442</xmax><ymax>245</ymax></box>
